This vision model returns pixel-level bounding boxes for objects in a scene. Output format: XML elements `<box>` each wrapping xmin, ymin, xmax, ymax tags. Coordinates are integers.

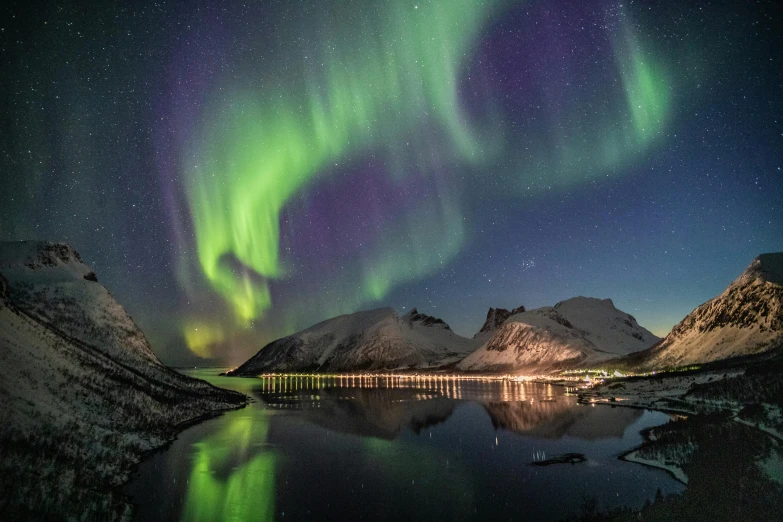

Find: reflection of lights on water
<box><xmin>255</xmin><ymin>373</ymin><xmax>587</xmax><ymax>403</ymax></box>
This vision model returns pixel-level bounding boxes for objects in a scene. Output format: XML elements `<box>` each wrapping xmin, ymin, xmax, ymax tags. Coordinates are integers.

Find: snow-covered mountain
<box><xmin>230</xmin><ymin>297</ymin><xmax>659</xmax><ymax>376</ymax></box>
<box><xmin>457</xmin><ymin>297</ymin><xmax>659</xmax><ymax>374</ymax></box>
<box><xmin>623</xmin><ymin>253</ymin><xmax>783</xmax><ymax>370</ymax></box>
<box><xmin>228</xmin><ymin>307</ymin><xmax>480</xmax><ymax>374</ymax></box>
<box><xmin>0</xmin><ymin>241</ymin><xmax>162</xmax><ymax>368</ymax></box>
<box><xmin>0</xmin><ymin>241</ymin><xmax>245</xmax><ymax>520</ymax></box>
<box><xmin>552</xmin><ymin>297</ymin><xmax>659</xmax><ymax>356</ymax></box>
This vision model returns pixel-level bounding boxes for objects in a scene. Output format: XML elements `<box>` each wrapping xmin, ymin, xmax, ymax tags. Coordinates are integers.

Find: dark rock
<box><xmin>405</xmin><ymin>308</ymin><xmax>450</xmax><ymax>330</ymax></box>
<box><xmin>475</xmin><ymin>305</ymin><xmax>525</xmax><ymax>337</ymax></box>
<box><xmin>531</xmin><ymin>452</ymin><xmax>586</xmax><ymax>466</ymax></box>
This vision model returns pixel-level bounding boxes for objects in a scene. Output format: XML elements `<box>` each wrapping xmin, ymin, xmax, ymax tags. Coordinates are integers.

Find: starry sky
<box><xmin>2</xmin><ymin>0</ymin><xmax>781</xmax><ymax>365</ymax></box>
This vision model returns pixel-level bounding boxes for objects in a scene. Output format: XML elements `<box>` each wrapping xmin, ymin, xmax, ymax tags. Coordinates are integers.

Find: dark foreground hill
<box><xmin>0</xmin><ymin>241</ymin><xmax>246</xmax><ymax>521</ymax></box>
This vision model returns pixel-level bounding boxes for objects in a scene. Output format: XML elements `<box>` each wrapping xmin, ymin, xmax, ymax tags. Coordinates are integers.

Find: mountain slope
<box><xmin>552</xmin><ymin>297</ymin><xmax>659</xmax><ymax>356</ymax></box>
<box><xmin>458</xmin><ymin>297</ymin><xmax>659</xmax><ymax>374</ymax></box>
<box><xmin>622</xmin><ymin>253</ymin><xmax>783</xmax><ymax>371</ymax></box>
<box><xmin>0</xmin><ymin>241</ymin><xmax>246</xmax><ymax>521</ymax></box>
<box><xmin>228</xmin><ymin>307</ymin><xmax>480</xmax><ymax>374</ymax></box>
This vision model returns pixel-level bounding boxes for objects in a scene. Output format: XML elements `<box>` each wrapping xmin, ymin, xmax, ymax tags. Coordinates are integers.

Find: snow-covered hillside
<box><xmin>0</xmin><ymin>241</ymin><xmax>161</xmax><ymax>367</ymax></box>
<box><xmin>230</xmin><ymin>296</ymin><xmax>659</xmax><ymax>376</ymax></box>
<box><xmin>624</xmin><ymin>253</ymin><xmax>783</xmax><ymax>370</ymax></box>
<box><xmin>552</xmin><ymin>297</ymin><xmax>659</xmax><ymax>356</ymax></box>
<box><xmin>0</xmin><ymin>241</ymin><xmax>246</xmax><ymax>521</ymax></box>
<box><xmin>228</xmin><ymin>307</ymin><xmax>481</xmax><ymax>374</ymax></box>
<box><xmin>457</xmin><ymin>297</ymin><xmax>659</xmax><ymax>374</ymax></box>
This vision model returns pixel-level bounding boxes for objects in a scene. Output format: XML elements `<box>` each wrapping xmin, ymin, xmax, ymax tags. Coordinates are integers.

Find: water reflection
<box><xmin>484</xmin><ymin>400</ymin><xmax>643</xmax><ymax>439</ymax></box>
<box><xmin>258</xmin><ymin>385</ymin><xmax>456</xmax><ymax>439</ymax></box>
<box><xmin>255</xmin><ymin>374</ymin><xmax>557</xmax><ymax>402</ymax></box>
<box><xmin>254</xmin><ymin>375</ymin><xmax>642</xmax><ymax>441</ymax></box>
<box><xmin>181</xmin><ymin>410</ymin><xmax>276</xmax><ymax>522</ymax></box>
<box><xmin>127</xmin><ymin>372</ymin><xmax>682</xmax><ymax>522</ymax></box>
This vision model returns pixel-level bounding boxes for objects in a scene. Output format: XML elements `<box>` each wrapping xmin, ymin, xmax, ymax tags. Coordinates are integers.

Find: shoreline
<box><xmin>116</xmin><ymin>391</ymin><xmax>251</xmax><ymax>520</ymax></box>
<box><xmin>618</xmin><ymin>448</ymin><xmax>689</xmax><ymax>484</ymax></box>
<box><xmin>582</xmin><ymin>368</ymin><xmax>783</xmax><ymax>496</ymax></box>
<box><xmin>121</xmin><ymin>369</ymin><xmax>777</xmax><ymax>520</ymax></box>
<box><xmin>580</xmin><ymin>392</ymin><xmax>695</xmax><ymax>486</ymax></box>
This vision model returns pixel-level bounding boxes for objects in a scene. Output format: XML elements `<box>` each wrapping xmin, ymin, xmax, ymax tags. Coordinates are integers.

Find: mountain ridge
<box><xmin>229</xmin><ymin>295</ymin><xmax>659</xmax><ymax>375</ymax></box>
<box><xmin>475</xmin><ymin>305</ymin><xmax>526</xmax><ymax>339</ymax></box>
<box><xmin>228</xmin><ymin>306</ymin><xmax>480</xmax><ymax>375</ymax></box>
<box><xmin>457</xmin><ymin>297</ymin><xmax>659</xmax><ymax>373</ymax></box>
<box><xmin>614</xmin><ymin>252</ymin><xmax>783</xmax><ymax>370</ymax></box>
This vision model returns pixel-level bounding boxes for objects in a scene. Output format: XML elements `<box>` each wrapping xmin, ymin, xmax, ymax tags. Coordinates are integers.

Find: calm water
<box><xmin>126</xmin><ymin>370</ymin><xmax>684</xmax><ymax>521</ymax></box>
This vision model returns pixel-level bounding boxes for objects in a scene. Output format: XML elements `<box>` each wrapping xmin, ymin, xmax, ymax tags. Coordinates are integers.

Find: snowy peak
<box><xmin>229</xmin><ymin>295</ymin><xmax>662</xmax><ymax>376</ymax></box>
<box><xmin>0</xmin><ymin>240</ymin><xmax>94</xmax><ymax>281</ymax></box>
<box><xmin>629</xmin><ymin>253</ymin><xmax>783</xmax><ymax>370</ymax></box>
<box><xmin>475</xmin><ymin>305</ymin><xmax>526</xmax><ymax>338</ymax></box>
<box><xmin>458</xmin><ymin>306</ymin><xmax>593</xmax><ymax>374</ymax></box>
<box><xmin>552</xmin><ymin>296</ymin><xmax>659</xmax><ymax>355</ymax></box>
<box><xmin>458</xmin><ymin>297</ymin><xmax>659</xmax><ymax>374</ymax></box>
<box><xmin>0</xmin><ymin>240</ymin><xmax>83</xmax><ymax>267</ymax></box>
<box><xmin>554</xmin><ymin>296</ymin><xmax>615</xmax><ymax>311</ymax></box>
<box><xmin>403</xmin><ymin>308</ymin><xmax>451</xmax><ymax>330</ymax></box>
<box><xmin>478</xmin><ymin>308</ymin><xmax>512</xmax><ymax>336</ymax></box>
<box><xmin>300</xmin><ymin>306</ymin><xmax>396</xmax><ymax>336</ymax></box>
<box><xmin>229</xmin><ymin>306</ymin><xmax>480</xmax><ymax>374</ymax></box>
<box><xmin>0</xmin><ymin>240</ymin><xmax>246</xmax><ymax>519</ymax></box>
<box><xmin>735</xmin><ymin>253</ymin><xmax>783</xmax><ymax>287</ymax></box>
<box><xmin>0</xmin><ymin>240</ymin><xmax>160</xmax><ymax>366</ymax></box>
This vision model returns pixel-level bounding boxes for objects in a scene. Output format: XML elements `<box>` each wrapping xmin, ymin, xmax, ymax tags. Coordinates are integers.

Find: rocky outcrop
<box><xmin>475</xmin><ymin>305</ymin><xmax>526</xmax><ymax>338</ymax></box>
<box><xmin>405</xmin><ymin>308</ymin><xmax>451</xmax><ymax>329</ymax></box>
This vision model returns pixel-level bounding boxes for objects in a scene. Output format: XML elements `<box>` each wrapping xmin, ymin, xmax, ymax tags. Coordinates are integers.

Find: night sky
<box><xmin>2</xmin><ymin>0</ymin><xmax>781</xmax><ymax>365</ymax></box>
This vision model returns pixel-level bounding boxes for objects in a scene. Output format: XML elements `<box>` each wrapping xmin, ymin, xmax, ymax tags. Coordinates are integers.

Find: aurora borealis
<box><xmin>182</xmin><ymin>1</ymin><xmax>498</xmax><ymax>325</ymax></box>
<box><xmin>2</xmin><ymin>0</ymin><xmax>781</xmax><ymax>364</ymax></box>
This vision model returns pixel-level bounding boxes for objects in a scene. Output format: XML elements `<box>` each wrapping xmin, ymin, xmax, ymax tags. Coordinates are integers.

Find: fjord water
<box><xmin>126</xmin><ymin>370</ymin><xmax>682</xmax><ymax>521</ymax></box>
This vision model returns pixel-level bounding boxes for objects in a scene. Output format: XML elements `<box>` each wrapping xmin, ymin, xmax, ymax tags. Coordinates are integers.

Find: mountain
<box><xmin>230</xmin><ymin>297</ymin><xmax>659</xmax><ymax>376</ymax></box>
<box><xmin>552</xmin><ymin>297</ymin><xmax>659</xmax><ymax>356</ymax></box>
<box><xmin>457</xmin><ymin>297</ymin><xmax>659</xmax><ymax>374</ymax></box>
<box><xmin>474</xmin><ymin>305</ymin><xmax>526</xmax><ymax>339</ymax></box>
<box><xmin>0</xmin><ymin>241</ymin><xmax>246</xmax><ymax>521</ymax></box>
<box><xmin>227</xmin><ymin>307</ymin><xmax>480</xmax><ymax>375</ymax></box>
<box><xmin>621</xmin><ymin>253</ymin><xmax>783</xmax><ymax>371</ymax></box>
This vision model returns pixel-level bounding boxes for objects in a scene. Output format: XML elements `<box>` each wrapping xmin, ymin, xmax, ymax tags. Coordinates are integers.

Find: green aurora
<box><xmin>181</xmin><ymin>405</ymin><xmax>277</xmax><ymax>521</ymax></box>
<box><xmin>179</xmin><ymin>0</ymin><xmax>670</xmax><ymax>356</ymax></box>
